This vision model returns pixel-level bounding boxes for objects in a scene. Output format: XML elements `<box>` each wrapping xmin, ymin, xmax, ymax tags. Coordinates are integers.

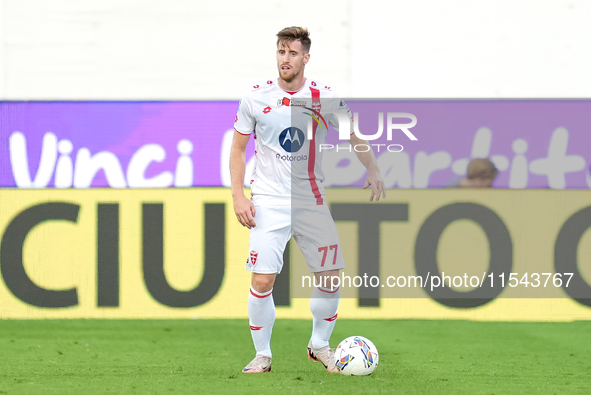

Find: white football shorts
<box><xmin>245</xmin><ymin>202</ymin><xmax>346</xmax><ymax>274</ymax></box>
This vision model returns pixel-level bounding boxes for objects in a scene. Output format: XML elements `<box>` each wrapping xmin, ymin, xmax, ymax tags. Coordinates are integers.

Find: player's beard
<box><xmin>279</xmin><ymin>67</ymin><xmax>300</xmax><ymax>84</ymax></box>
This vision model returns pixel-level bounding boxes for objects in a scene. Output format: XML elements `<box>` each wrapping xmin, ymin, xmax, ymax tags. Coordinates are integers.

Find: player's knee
<box><xmin>251</xmin><ymin>274</ymin><xmax>276</xmax><ymax>293</ymax></box>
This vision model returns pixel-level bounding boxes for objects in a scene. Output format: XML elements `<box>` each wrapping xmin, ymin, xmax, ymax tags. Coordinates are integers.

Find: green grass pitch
<box><xmin>1</xmin><ymin>319</ymin><xmax>590</xmax><ymax>394</ymax></box>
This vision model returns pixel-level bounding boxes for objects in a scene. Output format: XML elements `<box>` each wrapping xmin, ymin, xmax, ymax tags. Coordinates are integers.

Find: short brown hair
<box><xmin>276</xmin><ymin>26</ymin><xmax>311</xmax><ymax>53</ymax></box>
<box><xmin>467</xmin><ymin>158</ymin><xmax>498</xmax><ymax>180</ymax></box>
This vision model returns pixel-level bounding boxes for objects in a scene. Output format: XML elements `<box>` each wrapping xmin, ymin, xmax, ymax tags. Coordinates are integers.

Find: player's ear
<box><xmin>304</xmin><ymin>53</ymin><xmax>310</xmax><ymax>64</ymax></box>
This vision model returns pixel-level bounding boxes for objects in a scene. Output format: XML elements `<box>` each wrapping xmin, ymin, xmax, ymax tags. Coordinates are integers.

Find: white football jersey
<box><xmin>234</xmin><ymin>78</ymin><xmax>352</xmax><ymax>205</ymax></box>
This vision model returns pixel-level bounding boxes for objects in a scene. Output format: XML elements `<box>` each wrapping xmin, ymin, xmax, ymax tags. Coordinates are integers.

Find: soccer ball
<box><xmin>335</xmin><ymin>336</ymin><xmax>379</xmax><ymax>376</ymax></box>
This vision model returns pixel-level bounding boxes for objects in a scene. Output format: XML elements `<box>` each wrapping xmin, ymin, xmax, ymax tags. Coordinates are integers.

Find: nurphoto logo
<box><xmin>304</xmin><ymin>106</ymin><xmax>418</xmax><ymax>153</ymax></box>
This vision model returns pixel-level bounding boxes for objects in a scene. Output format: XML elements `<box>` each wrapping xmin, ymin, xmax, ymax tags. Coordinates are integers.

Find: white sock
<box><xmin>248</xmin><ymin>286</ymin><xmax>275</xmax><ymax>358</ymax></box>
<box><xmin>310</xmin><ymin>286</ymin><xmax>340</xmax><ymax>349</ymax></box>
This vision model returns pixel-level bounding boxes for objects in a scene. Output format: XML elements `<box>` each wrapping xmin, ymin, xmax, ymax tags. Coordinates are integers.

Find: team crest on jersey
<box><xmin>250</xmin><ymin>251</ymin><xmax>258</xmax><ymax>265</ymax></box>
<box><xmin>303</xmin><ymin>106</ymin><xmax>328</xmax><ymax>131</ymax></box>
<box><xmin>279</xmin><ymin>127</ymin><xmax>305</xmax><ymax>153</ymax></box>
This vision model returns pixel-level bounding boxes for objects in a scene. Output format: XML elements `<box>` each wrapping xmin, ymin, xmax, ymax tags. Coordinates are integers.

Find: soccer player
<box><xmin>230</xmin><ymin>26</ymin><xmax>386</xmax><ymax>373</ymax></box>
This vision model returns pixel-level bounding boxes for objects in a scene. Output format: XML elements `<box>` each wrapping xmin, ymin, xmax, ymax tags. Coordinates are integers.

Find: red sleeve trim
<box><xmin>235</xmin><ymin>128</ymin><xmax>252</xmax><ymax>136</ymax></box>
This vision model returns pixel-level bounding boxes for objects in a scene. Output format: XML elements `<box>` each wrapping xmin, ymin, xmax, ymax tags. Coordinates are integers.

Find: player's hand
<box><xmin>363</xmin><ymin>168</ymin><xmax>386</xmax><ymax>202</ymax></box>
<box><xmin>233</xmin><ymin>195</ymin><xmax>257</xmax><ymax>229</ymax></box>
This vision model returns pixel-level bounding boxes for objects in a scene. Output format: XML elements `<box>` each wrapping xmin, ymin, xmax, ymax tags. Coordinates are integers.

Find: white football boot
<box><xmin>307</xmin><ymin>341</ymin><xmax>339</xmax><ymax>373</ymax></box>
<box><xmin>242</xmin><ymin>355</ymin><xmax>272</xmax><ymax>373</ymax></box>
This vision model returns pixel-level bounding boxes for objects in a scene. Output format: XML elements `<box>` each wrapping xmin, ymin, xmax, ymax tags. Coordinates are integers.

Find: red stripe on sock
<box><xmin>324</xmin><ymin>313</ymin><xmax>338</xmax><ymax>322</ymax></box>
<box><xmin>318</xmin><ymin>287</ymin><xmax>340</xmax><ymax>294</ymax></box>
<box><xmin>250</xmin><ymin>289</ymin><xmax>272</xmax><ymax>298</ymax></box>
<box><xmin>250</xmin><ymin>325</ymin><xmax>264</xmax><ymax>331</ymax></box>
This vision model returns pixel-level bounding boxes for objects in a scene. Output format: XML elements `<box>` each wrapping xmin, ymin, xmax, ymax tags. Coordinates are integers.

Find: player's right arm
<box><xmin>230</xmin><ymin>130</ymin><xmax>256</xmax><ymax>229</ymax></box>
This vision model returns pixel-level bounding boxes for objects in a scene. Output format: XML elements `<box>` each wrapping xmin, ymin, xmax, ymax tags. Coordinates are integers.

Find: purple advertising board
<box><xmin>1</xmin><ymin>100</ymin><xmax>590</xmax><ymax>189</ymax></box>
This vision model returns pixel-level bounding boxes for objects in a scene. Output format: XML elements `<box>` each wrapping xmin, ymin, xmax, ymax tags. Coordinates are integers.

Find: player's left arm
<box><xmin>350</xmin><ymin>132</ymin><xmax>386</xmax><ymax>202</ymax></box>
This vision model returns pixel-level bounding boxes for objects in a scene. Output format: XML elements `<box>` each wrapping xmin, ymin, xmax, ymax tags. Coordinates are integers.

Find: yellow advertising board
<box><xmin>1</xmin><ymin>188</ymin><xmax>591</xmax><ymax>320</ymax></box>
